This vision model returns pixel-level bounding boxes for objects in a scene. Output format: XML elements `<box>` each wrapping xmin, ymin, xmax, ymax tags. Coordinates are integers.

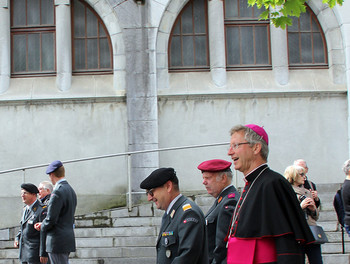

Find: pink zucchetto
<box><xmin>245</xmin><ymin>124</ymin><xmax>269</xmax><ymax>145</ymax></box>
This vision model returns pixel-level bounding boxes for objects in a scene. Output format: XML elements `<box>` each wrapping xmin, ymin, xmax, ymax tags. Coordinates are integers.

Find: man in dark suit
<box><xmin>140</xmin><ymin>167</ymin><xmax>208</xmax><ymax>264</ymax></box>
<box><xmin>34</xmin><ymin>160</ymin><xmax>77</xmax><ymax>264</ymax></box>
<box><xmin>14</xmin><ymin>183</ymin><xmax>48</xmax><ymax>264</ymax></box>
<box><xmin>198</xmin><ymin>159</ymin><xmax>239</xmax><ymax>264</ymax></box>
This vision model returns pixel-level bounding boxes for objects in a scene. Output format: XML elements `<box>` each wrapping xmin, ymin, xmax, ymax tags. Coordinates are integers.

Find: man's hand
<box><xmin>40</xmin><ymin>256</ymin><xmax>48</xmax><ymax>263</ymax></box>
<box><xmin>14</xmin><ymin>240</ymin><xmax>19</xmax><ymax>248</ymax></box>
<box><xmin>34</xmin><ymin>222</ymin><xmax>42</xmax><ymax>231</ymax></box>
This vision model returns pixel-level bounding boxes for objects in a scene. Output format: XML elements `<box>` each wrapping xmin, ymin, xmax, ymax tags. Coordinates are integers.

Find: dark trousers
<box><xmin>48</xmin><ymin>253</ymin><xmax>69</xmax><ymax>264</ymax></box>
<box><xmin>302</xmin><ymin>244</ymin><xmax>323</xmax><ymax>264</ymax></box>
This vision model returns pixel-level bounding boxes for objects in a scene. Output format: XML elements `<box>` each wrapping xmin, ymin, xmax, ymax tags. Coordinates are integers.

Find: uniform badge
<box><xmin>182</xmin><ymin>204</ymin><xmax>192</xmax><ymax>211</ymax></box>
<box><xmin>170</xmin><ymin>209</ymin><xmax>175</xmax><ymax>218</ymax></box>
<box><xmin>228</xmin><ymin>193</ymin><xmax>236</xmax><ymax>198</ymax></box>
<box><xmin>166</xmin><ymin>249</ymin><xmax>172</xmax><ymax>258</ymax></box>
<box><xmin>218</xmin><ymin>197</ymin><xmax>223</xmax><ymax>203</ymax></box>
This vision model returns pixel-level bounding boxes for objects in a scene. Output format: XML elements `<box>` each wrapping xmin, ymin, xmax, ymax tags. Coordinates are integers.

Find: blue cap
<box><xmin>46</xmin><ymin>160</ymin><xmax>63</xmax><ymax>174</ymax></box>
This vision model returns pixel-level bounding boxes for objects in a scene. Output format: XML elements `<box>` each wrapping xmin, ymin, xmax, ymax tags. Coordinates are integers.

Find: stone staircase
<box><xmin>0</xmin><ymin>184</ymin><xmax>350</xmax><ymax>263</ymax></box>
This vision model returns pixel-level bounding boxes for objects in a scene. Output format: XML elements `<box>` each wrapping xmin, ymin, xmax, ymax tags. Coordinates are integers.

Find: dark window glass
<box><xmin>224</xmin><ymin>0</ymin><xmax>271</xmax><ymax>69</ymax></box>
<box><xmin>72</xmin><ymin>0</ymin><xmax>112</xmax><ymax>73</ymax></box>
<box><xmin>168</xmin><ymin>0</ymin><xmax>209</xmax><ymax>71</ymax></box>
<box><xmin>11</xmin><ymin>0</ymin><xmax>56</xmax><ymax>76</ymax></box>
<box><xmin>287</xmin><ymin>6</ymin><xmax>327</xmax><ymax>67</ymax></box>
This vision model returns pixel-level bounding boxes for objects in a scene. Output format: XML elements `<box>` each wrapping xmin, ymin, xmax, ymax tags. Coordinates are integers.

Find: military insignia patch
<box><xmin>183</xmin><ymin>217</ymin><xmax>198</xmax><ymax>223</ymax></box>
<box><xmin>182</xmin><ymin>204</ymin><xmax>192</xmax><ymax>211</ymax></box>
<box><xmin>218</xmin><ymin>197</ymin><xmax>223</xmax><ymax>203</ymax></box>
<box><xmin>228</xmin><ymin>193</ymin><xmax>235</xmax><ymax>198</ymax></box>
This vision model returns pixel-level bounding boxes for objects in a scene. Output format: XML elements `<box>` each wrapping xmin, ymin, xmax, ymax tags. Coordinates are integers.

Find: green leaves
<box><xmin>248</xmin><ymin>0</ymin><xmax>344</xmax><ymax>29</ymax></box>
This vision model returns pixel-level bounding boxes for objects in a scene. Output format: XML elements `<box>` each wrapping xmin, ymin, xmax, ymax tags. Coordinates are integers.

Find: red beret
<box><xmin>197</xmin><ymin>159</ymin><xmax>232</xmax><ymax>172</ymax></box>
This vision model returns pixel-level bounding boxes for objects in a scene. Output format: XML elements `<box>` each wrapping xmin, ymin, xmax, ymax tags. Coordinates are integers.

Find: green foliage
<box><xmin>248</xmin><ymin>0</ymin><xmax>344</xmax><ymax>29</ymax></box>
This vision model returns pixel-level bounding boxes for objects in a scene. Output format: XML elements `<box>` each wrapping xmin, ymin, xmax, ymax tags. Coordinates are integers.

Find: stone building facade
<box><xmin>0</xmin><ymin>0</ymin><xmax>349</xmax><ymax>228</ymax></box>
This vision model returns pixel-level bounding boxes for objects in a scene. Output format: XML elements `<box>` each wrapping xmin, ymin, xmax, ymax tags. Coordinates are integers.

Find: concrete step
<box><xmin>322</xmin><ymin>254</ymin><xmax>350</xmax><ymax>264</ymax></box>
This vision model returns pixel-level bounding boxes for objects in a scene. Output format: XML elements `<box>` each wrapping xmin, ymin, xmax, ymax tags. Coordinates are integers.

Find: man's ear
<box><xmin>253</xmin><ymin>143</ymin><xmax>262</xmax><ymax>155</ymax></box>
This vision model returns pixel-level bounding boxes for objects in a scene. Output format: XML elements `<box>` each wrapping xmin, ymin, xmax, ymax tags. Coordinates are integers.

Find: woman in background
<box><xmin>284</xmin><ymin>165</ymin><xmax>322</xmax><ymax>264</ymax></box>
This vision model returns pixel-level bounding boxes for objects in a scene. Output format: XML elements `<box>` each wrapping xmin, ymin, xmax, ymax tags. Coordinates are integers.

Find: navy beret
<box><xmin>140</xmin><ymin>168</ymin><xmax>177</xmax><ymax>189</ymax></box>
<box><xmin>21</xmin><ymin>183</ymin><xmax>39</xmax><ymax>194</ymax></box>
<box><xmin>46</xmin><ymin>160</ymin><xmax>63</xmax><ymax>174</ymax></box>
<box><xmin>197</xmin><ymin>159</ymin><xmax>232</xmax><ymax>172</ymax></box>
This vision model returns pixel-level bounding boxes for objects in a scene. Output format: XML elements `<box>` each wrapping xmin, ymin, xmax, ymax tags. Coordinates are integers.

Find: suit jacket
<box><xmin>206</xmin><ymin>185</ymin><xmax>239</xmax><ymax>264</ymax></box>
<box><xmin>157</xmin><ymin>195</ymin><xmax>208</xmax><ymax>264</ymax></box>
<box><xmin>16</xmin><ymin>200</ymin><xmax>48</xmax><ymax>262</ymax></box>
<box><xmin>41</xmin><ymin>180</ymin><xmax>77</xmax><ymax>253</ymax></box>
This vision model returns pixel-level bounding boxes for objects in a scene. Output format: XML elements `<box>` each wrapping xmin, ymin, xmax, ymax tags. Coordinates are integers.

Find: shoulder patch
<box><xmin>182</xmin><ymin>204</ymin><xmax>192</xmax><ymax>211</ymax></box>
<box><xmin>183</xmin><ymin>217</ymin><xmax>198</xmax><ymax>223</ymax></box>
<box><xmin>228</xmin><ymin>193</ymin><xmax>236</xmax><ymax>198</ymax></box>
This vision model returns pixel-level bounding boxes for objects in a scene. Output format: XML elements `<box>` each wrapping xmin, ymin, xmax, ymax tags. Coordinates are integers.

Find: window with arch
<box><xmin>168</xmin><ymin>0</ymin><xmax>209</xmax><ymax>71</ymax></box>
<box><xmin>10</xmin><ymin>0</ymin><xmax>112</xmax><ymax>77</ymax></box>
<box><xmin>72</xmin><ymin>0</ymin><xmax>113</xmax><ymax>74</ymax></box>
<box><xmin>11</xmin><ymin>0</ymin><xmax>56</xmax><ymax>76</ymax></box>
<box><xmin>224</xmin><ymin>0</ymin><xmax>271</xmax><ymax>69</ymax></box>
<box><xmin>287</xmin><ymin>6</ymin><xmax>328</xmax><ymax>68</ymax></box>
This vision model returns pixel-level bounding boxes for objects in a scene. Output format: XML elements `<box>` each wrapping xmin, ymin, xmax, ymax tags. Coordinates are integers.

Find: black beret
<box><xmin>21</xmin><ymin>183</ymin><xmax>39</xmax><ymax>194</ymax></box>
<box><xmin>140</xmin><ymin>168</ymin><xmax>176</xmax><ymax>189</ymax></box>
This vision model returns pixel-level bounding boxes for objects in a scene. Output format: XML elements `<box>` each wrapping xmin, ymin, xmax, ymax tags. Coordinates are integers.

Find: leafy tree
<box><xmin>249</xmin><ymin>0</ymin><xmax>344</xmax><ymax>28</ymax></box>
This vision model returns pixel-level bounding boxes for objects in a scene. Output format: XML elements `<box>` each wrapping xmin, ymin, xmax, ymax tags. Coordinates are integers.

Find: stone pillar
<box><xmin>208</xmin><ymin>0</ymin><xmax>226</xmax><ymax>87</ymax></box>
<box><xmin>118</xmin><ymin>1</ymin><xmax>159</xmax><ymax>204</ymax></box>
<box><xmin>270</xmin><ymin>12</ymin><xmax>289</xmax><ymax>85</ymax></box>
<box><xmin>55</xmin><ymin>0</ymin><xmax>72</xmax><ymax>91</ymax></box>
<box><xmin>0</xmin><ymin>0</ymin><xmax>10</xmax><ymax>94</ymax></box>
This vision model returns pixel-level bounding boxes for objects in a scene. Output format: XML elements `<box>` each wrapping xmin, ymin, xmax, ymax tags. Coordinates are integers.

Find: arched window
<box><xmin>72</xmin><ymin>0</ymin><xmax>113</xmax><ymax>74</ymax></box>
<box><xmin>287</xmin><ymin>6</ymin><xmax>327</xmax><ymax>68</ymax></box>
<box><xmin>11</xmin><ymin>0</ymin><xmax>56</xmax><ymax>76</ymax></box>
<box><xmin>224</xmin><ymin>0</ymin><xmax>271</xmax><ymax>69</ymax></box>
<box><xmin>168</xmin><ymin>0</ymin><xmax>209</xmax><ymax>71</ymax></box>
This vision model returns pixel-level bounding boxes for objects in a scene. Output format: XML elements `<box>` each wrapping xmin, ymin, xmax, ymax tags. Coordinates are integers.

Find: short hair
<box><xmin>294</xmin><ymin>159</ymin><xmax>307</xmax><ymax>168</ymax></box>
<box><xmin>343</xmin><ymin>160</ymin><xmax>350</xmax><ymax>175</ymax></box>
<box><xmin>216</xmin><ymin>170</ymin><xmax>233</xmax><ymax>183</ymax></box>
<box><xmin>284</xmin><ymin>165</ymin><xmax>305</xmax><ymax>184</ymax></box>
<box><xmin>39</xmin><ymin>181</ymin><xmax>53</xmax><ymax>193</ymax></box>
<box><xmin>230</xmin><ymin>125</ymin><xmax>269</xmax><ymax>161</ymax></box>
<box><xmin>170</xmin><ymin>174</ymin><xmax>179</xmax><ymax>191</ymax></box>
<box><xmin>52</xmin><ymin>165</ymin><xmax>65</xmax><ymax>178</ymax></box>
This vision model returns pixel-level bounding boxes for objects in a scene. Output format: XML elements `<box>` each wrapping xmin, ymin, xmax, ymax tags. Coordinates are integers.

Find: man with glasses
<box><xmin>140</xmin><ymin>167</ymin><xmax>208</xmax><ymax>264</ymax></box>
<box><xmin>294</xmin><ymin>159</ymin><xmax>321</xmax><ymax>208</ymax></box>
<box><xmin>226</xmin><ymin>124</ymin><xmax>314</xmax><ymax>264</ymax></box>
<box><xmin>14</xmin><ymin>183</ymin><xmax>48</xmax><ymax>264</ymax></box>
<box><xmin>198</xmin><ymin>159</ymin><xmax>239</xmax><ymax>264</ymax></box>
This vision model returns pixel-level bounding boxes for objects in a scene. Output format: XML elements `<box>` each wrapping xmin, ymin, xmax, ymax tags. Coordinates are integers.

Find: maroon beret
<box><xmin>197</xmin><ymin>159</ymin><xmax>232</xmax><ymax>172</ymax></box>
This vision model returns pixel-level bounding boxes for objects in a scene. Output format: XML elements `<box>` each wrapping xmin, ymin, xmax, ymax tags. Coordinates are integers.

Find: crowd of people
<box><xmin>15</xmin><ymin>123</ymin><xmax>350</xmax><ymax>264</ymax></box>
<box><xmin>15</xmin><ymin>160</ymin><xmax>77</xmax><ymax>264</ymax></box>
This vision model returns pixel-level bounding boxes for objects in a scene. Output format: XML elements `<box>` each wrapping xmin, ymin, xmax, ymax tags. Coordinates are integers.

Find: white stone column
<box><xmin>0</xmin><ymin>0</ymin><xmax>10</xmax><ymax>94</ymax></box>
<box><xmin>270</xmin><ymin>12</ymin><xmax>289</xmax><ymax>85</ymax></box>
<box><xmin>208</xmin><ymin>0</ymin><xmax>226</xmax><ymax>87</ymax></box>
<box><xmin>55</xmin><ymin>0</ymin><xmax>72</xmax><ymax>91</ymax></box>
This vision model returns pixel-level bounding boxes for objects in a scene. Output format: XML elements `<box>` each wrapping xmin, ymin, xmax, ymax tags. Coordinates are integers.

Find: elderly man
<box><xmin>34</xmin><ymin>160</ymin><xmax>77</xmax><ymax>264</ymax></box>
<box><xmin>226</xmin><ymin>124</ymin><xmax>314</xmax><ymax>264</ymax></box>
<box><xmin>140</xmin><ymin>167</ymin><xmax>208</xmax><ymax>264</ymax></box>
<box><xmin>38</xmin><ymin>181</ymin><xmax>54</xmax><ymax>205</ymax></box>
<box><xmin>294</xmin><ymin>159</ymin><xmax>320</xmax><ymax>208</ymax></box>
<box><xmin>198</xmin><ymin>159</ymin><xmax>239</xmax><ymax>264</ymax></box>
<box><xmin>14</xmin><ymin>183</ymin><xmax>48</xmax><ymax>264</ymax></box>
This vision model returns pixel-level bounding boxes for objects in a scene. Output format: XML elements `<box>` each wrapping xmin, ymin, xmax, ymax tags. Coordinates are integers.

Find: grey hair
<box><xmin>229</xmin><ymin>125</ymin><xmax>269</xmax><ymax>161</ymax></box>
<box><xmin>343</xmin><ymin>159</ymin><xmax>350</xmax><ymax>175</ymax></box>
<box><xmin>40</xmin><ymin>181</ymin><xmax>54</xmax><ymax>193</ymax></box>
<box><xmin>216</xmin><ymin>170</ymin><xmax>233</xmax><ymax>183</ymax></box>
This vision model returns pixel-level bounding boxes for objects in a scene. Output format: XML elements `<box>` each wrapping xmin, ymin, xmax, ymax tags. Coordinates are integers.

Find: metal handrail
<box><xmin>0</xmin><ymin>142</ymin><xmax>229</xmax><ymax>211</ymax></box>
<box><xmin>0</xmin><ymin>142</ymin><xmax>228</xmax><ymax>174</ymax></box>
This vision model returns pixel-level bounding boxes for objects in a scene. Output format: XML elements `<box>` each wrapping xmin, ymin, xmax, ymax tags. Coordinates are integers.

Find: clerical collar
<box><xmin>244</xmin><ymin>163</ymin><xmax>268</xmax><ymax>182</ymax></box>
<box><xmin>167</xmin><ymin>194</ymin><xmax>182</xmax><ymax>215</ymax></box>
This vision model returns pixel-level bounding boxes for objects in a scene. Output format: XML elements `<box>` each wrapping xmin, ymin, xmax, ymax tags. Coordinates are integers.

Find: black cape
<box><xmin>232</xmin><ymin>164</ymin><xmax>314</xmax><ymax>244</ymax></box>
